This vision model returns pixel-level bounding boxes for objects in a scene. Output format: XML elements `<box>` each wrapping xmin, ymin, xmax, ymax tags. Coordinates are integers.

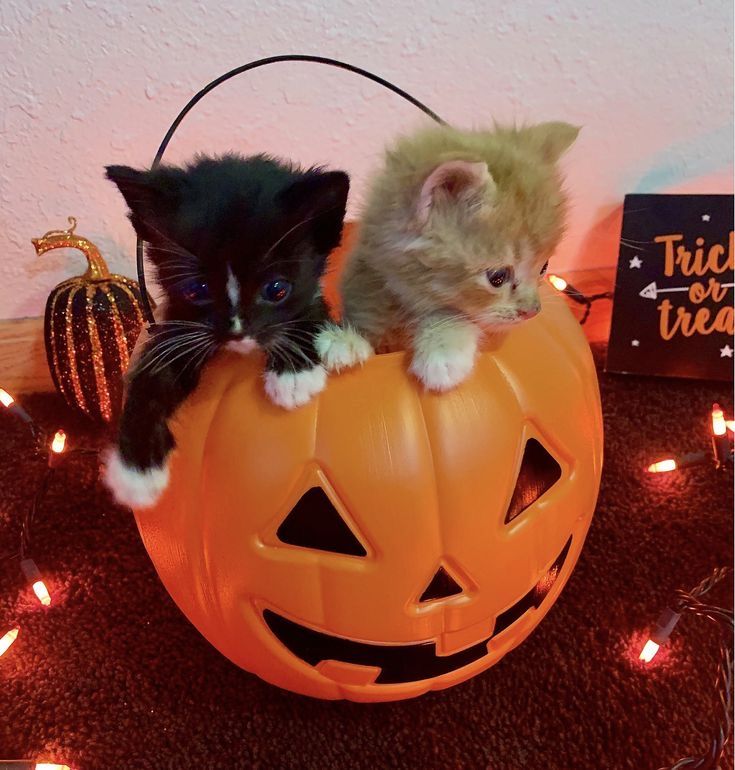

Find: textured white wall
<box><xmin>1</xmin><ymin>0</ymin><xmax>732</xmax><ymax>319</ymax></box>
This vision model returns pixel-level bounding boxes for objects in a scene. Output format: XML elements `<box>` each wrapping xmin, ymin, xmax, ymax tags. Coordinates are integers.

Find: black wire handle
<box><xmin>135</xmin><ymin>54</ymin><xmax>448</xmax><ymax>326</ymax></box>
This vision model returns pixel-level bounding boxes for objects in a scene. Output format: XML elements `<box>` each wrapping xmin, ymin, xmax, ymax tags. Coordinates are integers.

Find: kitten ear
<box><xmin>416</xmin><ymin>160</ymin><xmax>494</xmax><ymax>227</ymax></box>
<box><xmin>518</xmin><ymin>122</ymin><xmax>580</xmax><ymax>163</ymax></box>
<box><xmin>281</xmin><ymin>170</ymin><xmax>350</xmax><ymax>255</ymax></box>
<box><xmin>105</xmin><ymin>165</ymin><xmax>184</xmax><ymax>243</ymax></box>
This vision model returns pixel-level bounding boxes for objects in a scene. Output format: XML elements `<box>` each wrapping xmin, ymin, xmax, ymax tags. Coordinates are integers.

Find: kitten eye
<box><xmin>486</xmin><ymin>267</ymin><xmax>513</xmax><ymax>288</ymax></box>
<box><xmin>540</xmin><ymin>261</ymin><xmax>549</xmax><ymax>276</ymax></box>
<box><xmin>261</xmin><ymin>278</ymin><xmax>292</xmax><ymax>304</ymax></box>
<box><xmin>181</xmin><ymin>279</ymin><xmax>210</xmax><ymax>305</ymax></box>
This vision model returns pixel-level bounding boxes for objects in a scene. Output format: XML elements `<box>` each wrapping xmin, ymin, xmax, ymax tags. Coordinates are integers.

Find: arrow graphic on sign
<box><xmin>639</xmin><ymin>281</ymin><xmax>735</xmax><ymax>300</ymax></box>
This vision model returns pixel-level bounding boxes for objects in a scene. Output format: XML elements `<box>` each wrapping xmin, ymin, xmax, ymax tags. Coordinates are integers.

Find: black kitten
<box><xmin>103</xmin><ymin>153</ymin><xmax>349</xmax><ymax>508</ymax></box>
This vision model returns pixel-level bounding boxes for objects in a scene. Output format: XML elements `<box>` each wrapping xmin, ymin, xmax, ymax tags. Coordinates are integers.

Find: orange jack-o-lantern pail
<box><xmin>133</xmin><ymin>230</ymin><xmax>603</xmax><ymax>701</ymax></box>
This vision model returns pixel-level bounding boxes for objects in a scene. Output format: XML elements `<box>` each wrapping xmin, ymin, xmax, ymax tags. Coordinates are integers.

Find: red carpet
<box><xmin>1</xmin><ymin>346</ymin><xmax>732</xmax><ymax>770</ymax></box>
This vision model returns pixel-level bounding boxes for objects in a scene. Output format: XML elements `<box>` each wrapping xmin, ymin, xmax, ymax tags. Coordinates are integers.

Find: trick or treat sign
<box><xmin>606</xmin><ymin>194</ymin><xmax>734</xmax><ymax>381</ymax></box>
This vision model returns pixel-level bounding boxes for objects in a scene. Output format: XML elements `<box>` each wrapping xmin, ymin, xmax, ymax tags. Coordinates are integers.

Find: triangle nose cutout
<box><xmin>419</xmin><ymin>567</ymin><xmax>464</xmax><ymax>602</ymax></box>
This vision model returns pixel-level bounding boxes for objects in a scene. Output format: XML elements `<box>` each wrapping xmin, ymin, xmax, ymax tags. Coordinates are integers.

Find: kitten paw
<box><xmin>315</xmin><ymin>324</ymin><xmax>373</xmax><ymax>372</ymax></box>
<box><xmin>264</xmin><ymin>365</ymin><xmax>327</xmax><ymax>409</ymax></box>
<box><xmin>102</xmin><ymin>447</ymin><xmax>170</xmax><ymax>509</ymax></box>
<box><xmin>410</xmin><ymin>346</ymin><xmax>476</xmax><ymax>391</ymax></box>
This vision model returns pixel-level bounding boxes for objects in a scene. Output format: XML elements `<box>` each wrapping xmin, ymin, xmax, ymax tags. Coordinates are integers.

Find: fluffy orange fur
<box><xmin>340</xmin><ymin>122</ymin><xmax>579</xmax><ymax>346</ymax></box>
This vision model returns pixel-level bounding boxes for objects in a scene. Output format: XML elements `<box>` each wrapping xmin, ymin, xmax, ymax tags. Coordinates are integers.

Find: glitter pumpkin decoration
<box><xmin>134</xmin><ymin>276</ymin><xmax>603</xmax><ymax>702</ymax></box>
<box><xmin>34</xmin><ymin>217</ymin><xmax>147</xmax><ymax>423</ymax></box>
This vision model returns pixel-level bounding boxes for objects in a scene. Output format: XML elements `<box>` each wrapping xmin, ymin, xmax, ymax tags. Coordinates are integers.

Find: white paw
<box><xmin>102</xmin><ymin>447</ymin><xmax>170</xmax><ymax>509</ymax></box>
<box><xmin>410</xmin><ymin>346</ymin><xmax>476</xmax><ymax>391</ymax></box>
<box><xmin>315</xmin><ymin>324</ymin><xmax>373</xmax><ymax>372</ymax></box>
<box><xmin>264</xmin><ymin>365</ymin><xmax>327</xmax><ymax>409</ymax></box>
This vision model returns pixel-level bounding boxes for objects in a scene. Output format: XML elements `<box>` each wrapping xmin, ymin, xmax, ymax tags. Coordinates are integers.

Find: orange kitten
<box><xmin>317</xmin><ymin>122</ymin><xmax>579</xmax><ymax>390</ymax></box>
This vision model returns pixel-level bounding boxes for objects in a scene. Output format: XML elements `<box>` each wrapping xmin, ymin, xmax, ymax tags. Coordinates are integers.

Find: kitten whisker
<box><xmin>147</xmin><ymin>330</ymin><xmax>213</xmax><ymax>344</ymax></box>
<box><xmin>153</xmin><ymin>320</ymin><xmax>212</xmax><ymax>328</ymax></box>
<box><xmin>274</xmin><ymin>336</ymin><xmax>317</xmax><ymax>367</ymax></box>
<box><xmin>192</xmin><ymin>343</ymin><xmax>217</xmax><ymax>374</ymax></box>
<box><xmin>137</xmin><ymin>332</ymin><xmax>214</xmax><ymax>374</ymax></box>
<box><xmin>177</xmin><ymin>340</ymin><xmax>218</xmax><ymax>380</ymax></box>
<box><xmin>149</xmin><ymin>338</ymin><xmax>214</xmax><ymax>376</ymax></box>
<box><xmin>160</xmin><ymin>269</ymin><xmax>203</xmax><ymax>282</ymax></box>
<box><xmin>142</xmin><ymin>221</ymin><xmax>200</xmax><ymax>263</ymax></box>
<box><xmin>264</xmin><ymin>340</ymin><xmax>295</xmax><ymax>373</ymax></box>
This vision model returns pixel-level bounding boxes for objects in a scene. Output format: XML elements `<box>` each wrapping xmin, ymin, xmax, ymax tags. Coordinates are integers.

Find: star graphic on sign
<box><xmin>720</xmin><ymin>344</ymin><xmax>733</xmax><ymax>358</ymax></box>
<box><xmin>629</xmin><ymin>256</ymin><xmax>643</xmax><ymax>269</ymax></box>
<box><xmin>702</xmin><ymin>213</ymin><xmax>711</xmax><ymax>222</ymax></box>
<box><xmin>631</xmin><ymin>339</ymin><xmax>640</xmax><ymax>347</ymax></box>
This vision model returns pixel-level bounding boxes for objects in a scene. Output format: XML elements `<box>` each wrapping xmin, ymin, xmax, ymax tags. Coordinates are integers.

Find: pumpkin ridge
<box><xmin>114</xmin><ymin>280</ymin><xmax>145</xmax><ymax>329</ymax></box>
<box><xmin>46</xmin><ymin>288</ymin><xmax>70</xmax><ymax>404</ymax></box>
<box><xmin>101</xmin><ymin>285</ymin><xmax>131</xmax><ymax>372</ymax></box>
<box><xmin>85</xmin><ymin>284</ymin><xmax>112</xmax><ymax>422</ymax></box>
<box><xmin>63</xmin><ymin>284</ymin><xmax>88</xmax><ymax>415</ymax></box>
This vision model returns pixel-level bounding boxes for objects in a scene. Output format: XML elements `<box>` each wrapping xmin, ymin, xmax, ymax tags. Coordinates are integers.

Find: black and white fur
<box><xmin>104</xmin><ymin>154</ymin><xmax>349</xmax><ymax>508</ymax></box>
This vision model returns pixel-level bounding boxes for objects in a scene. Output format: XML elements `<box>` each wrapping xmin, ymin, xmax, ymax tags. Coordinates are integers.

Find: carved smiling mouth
<box><xmin>264</xmin><ymin>536</ymin><xmax>572</xmax><ymax>685</ymax></box>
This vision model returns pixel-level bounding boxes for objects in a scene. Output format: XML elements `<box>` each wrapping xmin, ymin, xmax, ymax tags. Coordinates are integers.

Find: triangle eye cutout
<box><xmin>277</xmin><ymin>487</ymin><xmax>367</xmax><ymax>557</ymax></box>
<box><xmin>419</xmin><ymin>567</ymin><xmax>464</xmax><ymax>602</ymax></box>
<box><xmin>505</xmin><ymin>438</ymin><xmax>562</xmax><ymax>524</ymax></box>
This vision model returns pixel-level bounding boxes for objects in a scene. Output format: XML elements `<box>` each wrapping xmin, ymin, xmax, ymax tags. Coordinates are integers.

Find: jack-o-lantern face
<box><xmin>134</xmin><ymin>284</ymin><xmax>602</xmax><ymax>702</ymax></box>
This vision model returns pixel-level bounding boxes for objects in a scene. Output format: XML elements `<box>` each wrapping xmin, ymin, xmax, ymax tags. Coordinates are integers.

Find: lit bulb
<box><xmin>639</xmin><ymin>638</ymin><xmax>660</xmax><ymax>663</ymax></box>
<box><xmin>47</xmin><ymin>430</ymin><xmax>67</xmax><ymax>468</ymax></box>
<box><xmin>548</xmin><ymin>274</ymin><xmax>568</xmax><ymax>292</ymax></box>
<box><xmin>0</xmin><ymin>626</ymin><xmax>19</xmax><ymax>657</ymax></box>
<box><xmin>20</xmin><ymin>560</ymin><xmax>52</xmax><ymax>607</ymax></box>
<box><xmin>0</xmin><ymin>764</ymin><xmax>71</xmax><ymax>770</ymax></box>
<box><xmin>50</xmin><ymin>430</ymin><xmax>66</xmax><ymax>454</ymax></box>
<box><xmin>32</xmin><ymin>580</ymin><xmax>51</xmax><ymax>607</ymax></box>
<box><xmin>727</xmin><ymin>420</ymin><xmax>735</xmax><ymax>433</ymax></box>
<box><xmin>647</xmin><ymin>459</ymin><xmax>677</xmax><ymax>473</ymax></box>
<box><xmin>35</xmin><ymin>764</ymin><xmax>71</xmax><ymax>770</ymax></box>
<box><xmin>711</xmin><ymin>404</ymin><xmax>727</xmax><ymax>436</ymax></box>
<box><xmin>0</xmin><ymin>389</ymin><xmax>32</xmax><ymax>425</ymax></box>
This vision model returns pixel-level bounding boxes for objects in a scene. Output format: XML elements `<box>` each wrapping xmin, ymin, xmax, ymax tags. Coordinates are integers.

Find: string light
<box><xmin>547</xmin><ymin>274</ymin><xmax>588</xmax><ymax>304</ymax></box>
<box><xmin>647</xmin><ymin>459</ymin><xmax>678</xmax><ymax>474</ymax></box>
<box><xmin>638</xmin><ymin>639</ymin><xmax>660</xmax><ymax>663</ymax></box>
<box><xmin>711</xmin><ymin>404</ymin><xmax>727</xmax><ymax>436</ymax></box>
<box><xmin>0</xmin><ymin>626</ymin><xmax>20</xmax><ymax>658</ymax></box>
<box><xmin>546</xmin><ymin>274</ymin><xmax>613</xmax><ymax>324</ymax></box>
<box><xmin>20</xmin><ymin>560</ymin><xmax>51</xmax><ymax>607</ymax></box>
<box><xmin>50</xmin><ymin>431</ymin><xmax>66</xmax><ymax>453</ymax></box>
<box><xmin>0</xmin><ymin>388</ymin><xmax>14</xmax><ymax>407</ymax></box>
<box><xmin>0</xmin><ymin>394</ymin><xmax>79</xmax><ymax>670</ymax></box>
<box><xmin>645</xmin><ymin>404</ymin><xmax>733</xmax><ymax>474</ymax></box>
<box><xmin>0</xmin><ymin>763</ymin><xmax>71</xmax><ymax>769</ymax></box>
<box><xmin>0</xmin><ymin>387</ymin><xmax>33</xmax><ymax>427</ymax></box>
<box><xmin>711</xmin><ymin>403</ymin><xmax>732</xmax><ymax>469</ymax></box>
<box><xmin>639</xmin><ymin>608</ymin><xmax>681</xmax><ymax>663</ymax></box>
<box><xmin>547</xmin><ymin>274</ymin><xmax>568</xmax><ymax>292</ymax></box>
<box><xmin>35</xmin><ymin>764</ymin><xmax>72</xmax><ymax>770</ymax></box>
<box><xmin>646</xmin><ymin>451</ymin><xmax>708</xmax><ymax>474</ymax></box>
<box><xmin>47</xmin><ymin>430</ymin><xmax>66</xmax><ymax>469</ymax></box>
<box><xmin>35</xmin><ymin>764</ymin><xmax>71</xmax><ymax>770</ymax></box>
<box><xmin>638</xmin><ymin>567</ymin><xmax>733</xmax><ymax>768</ymax></box>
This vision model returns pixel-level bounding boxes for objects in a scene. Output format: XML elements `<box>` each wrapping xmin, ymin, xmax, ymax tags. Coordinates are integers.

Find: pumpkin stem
<box><xmin>32</xmin><ymin>217</ymin><xmax>111</xmax><ymax>281</ymax></box>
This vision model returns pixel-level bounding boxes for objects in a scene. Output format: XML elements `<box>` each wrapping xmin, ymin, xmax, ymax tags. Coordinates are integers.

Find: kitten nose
<box><xmin>518</xmin><ymin>304</ymin><xmax>540</xmax><ymax>320</ymax></box>
<box><xmin>227</xmin><ymin>317</ymin><xmax>245</xmax><ymax>339</ymax></box>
